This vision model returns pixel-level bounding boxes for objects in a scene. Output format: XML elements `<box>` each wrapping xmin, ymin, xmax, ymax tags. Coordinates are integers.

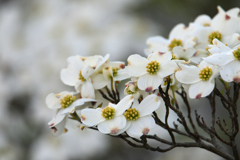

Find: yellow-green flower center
<box><xmin>208</xmin><ymin>31</ymin><xmax>222</xmax><ymax>44</ymax></box>
<box><xmin>124</xmin><ymin>108</ymin><xmax>140</xmax><ymax>121</ymax></box>
<box><xmin>146</xmin><ymin>60</ymin><xmax>160</xmax><ymax>74</ymax></box>
<box><xmin>60</xmin><ymin>95</ymin><xmax>76</xmax><ymax>109</ymax></box>
<box><xmin>78</xmin><ymin>71</ymin><xmax>86</xmax><ymax>82</ymax></box>
<box><xmin>204</xmin><ymin>23</ymin><xmax>210</xmax><ymax>27</ymax></box>
<box><xmin>101</xmin><ymin>106</ymin><xmax>115</xmax><ymax>120</ymax></box>
<box><xmin>168</xmin><ymin>39</ymin><xmax>183</xmax><ymax>51</ymax></box>
<box><xmin>199</xmin><ymin>66</ymin><xmax>212</xmax><ymax>81</ymax></box>
<box><xmin>171</xmin><ymin>54</ymin><xmax>178</xmax><ymax>60</ymax></box>
<box><xmin>233</xmin><ymin>48</ymin><xmax>240</xmax><ymax>61</ymax></box>
<box><xmin>112</xmin><ymin>68</ymin><xmax>119</xmax><ymax>77</ymax></box>
<box><xmin>126</xmin><ymin>87</ymin><xmax>135</xmax><ymax>95</ymax></box>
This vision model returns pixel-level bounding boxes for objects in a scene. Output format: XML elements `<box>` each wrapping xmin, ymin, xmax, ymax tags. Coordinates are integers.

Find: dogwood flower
<box><xmin>204</xmin><ymin>39</ymin><xmax>240</xmax><ymax>83</ymax></box>
<box><xmin>126</xmin><ymin>51</ymin><xmax>178</xmax><ymax>92</ymax></box>
<box><xmin>60</xmin><ymin>54</ymin><xmax>109</xmax><ymax>98</ymax></box>
<box><xmin>123</xmin><ymin>94</ymin><xmax>160</xmax><ymax>138</ymax></box>
<box><xmin>145</xmin><ymin>23</ymin><xmax>197</xmax><ymax>55</ymax></box>
<box><xmin>46</xmin><ymin>91</ymin><xmax>95</xmax><ymax>135</ymax></box>
<box><xmin>80</xmin><ymin>95</ymin><xmax>134</xmax><ymax>135</ymax></box>
<box><xmin>175</xmin><ymin>61</ymin><xmax>219</xmax><ymax>99</ymax></box>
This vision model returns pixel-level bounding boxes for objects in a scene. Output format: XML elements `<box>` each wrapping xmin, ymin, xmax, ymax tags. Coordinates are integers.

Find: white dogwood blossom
<box><xmin>175</xmin><ymin>61</ymin><xmax>219</xmax><ymax>99</ymax></box>
<box><xmin>60</xmin><ymin>54</ymin><xmax>109</xmax><ymax>98</ymax></box>
<box><xmin>126</xmin><ymin>51</ymin><xmax>178</xmax><ymax>92</ymax></box>
<box><xmin>204</xmin><ymin>39</ymin><xmax>240</xmax><ymax>83</ymax></box>
<box><xmin>123</xmin><ymin>94</ymin><xmax>160</xmax><ymax>138</ymax></box>
<box><xmin>46</xmin><ymin>91</ymin><xmax>95</xmax><ymax>135</ymax></box>
<box><xmin>80</xmin><ymin>95</ymin><xmax>134</xmax><ymax>135</ymax></box>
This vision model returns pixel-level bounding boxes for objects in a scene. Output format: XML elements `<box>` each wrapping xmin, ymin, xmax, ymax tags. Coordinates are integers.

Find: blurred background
<box><xmin>0</xmin><ymin>0</ymin><xmax>240</xmax><ymax>160</ymax></box>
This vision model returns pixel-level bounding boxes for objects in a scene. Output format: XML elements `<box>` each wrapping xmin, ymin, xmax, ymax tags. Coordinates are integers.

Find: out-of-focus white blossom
<box><xmin>126</xmin><ymin>51</ymin><xmax>178</xmax><ymax>92</ymax></box>
<box><xmin>175</xmin><ymin>61</ymin><xmax>219</xmax><ymax>99</ymax></box>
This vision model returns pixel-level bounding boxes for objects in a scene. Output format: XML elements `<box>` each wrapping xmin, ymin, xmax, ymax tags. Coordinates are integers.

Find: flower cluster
<box><xmin>46</xmin><ymin>6</ymin><xmax>240</xmax><ymax>140</ymax></box>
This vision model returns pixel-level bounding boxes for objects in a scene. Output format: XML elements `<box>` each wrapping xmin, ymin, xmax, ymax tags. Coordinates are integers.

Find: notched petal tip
<box><xmin>158</xmin><ymin>51</ymin><xmax>165</xmax><ymax>55</ymax></box>
<box><xmin>233</xmin><ymin>77</ymin><xmax>240</xmax><ymax>83</ymax></box>
<box><xmin>142</xmin><ymin>128</ymin><xmax>150</xmax><ymax>135</ymax></box>
<box><xmin>81</xmin><ymin>115</ymin><xmax>86</xmax><ymax>121</ymax></box>
<box><xmin>225</xmin><ymin>14</ymin><xmax>230</xmax><ymax>20</ymax></box>
<box><xmin>145</xmin><ymin>87</ymin><xmax>153</xmax><ymax>93</ymax></box>
<box><xmin>51</xmin><ymin>126</ymin><xmax>57</xmax><ymax>133</ymax></box>
<box><xmin>196</xmin><ymin>94</ymin><xmax>202</xmax><ymax>99</ymax></box>
<box><xmin>110</xmin><ymin>127</ymin><xmax>119</xmax><ymax>134</ymax></box>
<box><xmin>120</xmin><ymin>64</ymin><xmax>125</xmax><ymax>69</ymax></box>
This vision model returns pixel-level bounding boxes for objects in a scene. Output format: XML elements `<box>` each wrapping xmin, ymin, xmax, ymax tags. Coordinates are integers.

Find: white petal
<box><xmin>211</xmin><ymin>6</ymin><xmax>239</xmax><ymax>36</ymax></box>
<box><xmin>80</xmin><ymin>81</ymin><xmax>95</xmax><ymax>99</ymax></box>
<box><xmin>114</xmin><ymin>69</ymin><xmax>131</xmax><ymax>81</ymax></box>
<box><xmin>95</xmin><ymin>54</ymin><xmax>110</xmax><ymax>70</ymax></box>
<box><xmin>148</xmin><ymin>51</ymin><xmax>172</xmax><ymax>66</ymax></box>
<box><xmin>45</xmin><ymin>93</ymin><xmax>61</xmax><ymax>110</ymax></box>
<box><xmin>84</xmin><ymin>55</ymin><xmax>104</xmax><ymax>68</ymax></box>
<box><xmin>48</xmin><ymin>110</ymin><xmax>66</xmax><ymax>127</ymax></box>
<box><xmin>108</xmin><ymin>61</ymin><xmax>125</xmax><ymax>69</ymax></box>
<box><xmin>126</xmin><ymin>54</ymin><xmax>148</xmax><ymax>77</ymax></box>
<box><xmin>158</xmin><ymin>61</ymin><xmax>178</xmax><ymax>78</ymax></box>
<box><xmin>173</xmin><ymin>46</ymin><xmax>196</xmax><ymax>60</ymax></box>
<box><xmin>220</xmin><ymin>60</ymin><xmax>240</xmax><ymax>83</ymax></box>
<box><xmin>190</xmin><ymin>49</ymin><xmax>208</xmax><ymax>64</ymax></box>
<box><xmin>138</xmin><ymin>74</ymin><xmax>163</xmax><ymax>92</ymax></box>
<box><xmin>49</xmin><ymin>116</ymin><xmax>67</xmax><ymax>136</ymax></box>
<box><xmin>169</xmin><ymin>23</ymin><xmax>188</xmax><ymax>40</ymax></box>
<box><xmin>60</xmin><ymin>68</ymin><xmax>79</xmax><ymax>86</ymax></box>
<box><xmin>194</xmin><ymin>14</ymin><xmax>211</xmax><ymax>26</ymax></box>
<box><xmin>92</xmin><ymin>74</ymin><xmax>109</xmax><ymax>90</ymax></box>
<box><xmin>189</xmin><ymin>80</ymin><xmax>215</xmax><ymax>99</ymax></box>
<box><xmin>146</xmin><ymin>36</ymin><xmax>168</xmax><ymax>53</ymax></box>
<box><xmin>126</xmin><ymin>116</ymin><xmax>155</xmax><ymax>138</ymax></box>
<box><xmin>114</xmin><ymin>95</ymin><xmax>134</xmax><ymax>116</ymax></box>
<box><xmin>204</xmin><ymin>51</ymin><xmax>235</xmax><ymax>66</ymax></box>
<box><xmin>223</xmin><ymin>33</ymin><xmax>240</xmax><ymax>48</ymax></box>
<box><xmin>60</xmin><ymin>56</ymin><xmax>85</xmax><ymax>86</ymax></box>
<box><xmin>137</xmin><ymin>94</ymin><xmax>160</xmax><ymax>117</ymax></box>
<box><xmin>209</xmin><ymin>39</ymin><xmax>231</xmax><ymax>54</ymax></box>
<box><xmin>82</xmin><ymin>64</ymin><xmax>95</xmax><ymax>79</ymax></box>
<box><xmin>98</xmin><ymin>115</ymin><xmax>126</xmax><ymax>135</ymax></box>
<box><xmin>103</xmin><ymin>66</ymin><xmax>113</xmax><ymax>81</ymax></box>
<box><xmin>81</xmin><ymin>108</ymin><xmax>105</xmax><ymax>126</ymax></box>
<box><xmin>175</xmin><ymin>64</ymin><xmax>201</xmax><ymax>84</ymax></box>
<box><xmin>67</xmin><ymin>56</ymin><xmax>85</xmax><ymax>71</ymax></box>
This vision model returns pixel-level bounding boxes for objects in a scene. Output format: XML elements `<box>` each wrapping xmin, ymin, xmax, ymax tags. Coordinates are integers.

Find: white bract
<box><xmin>126</xmin><ymin>51</ymin><xmax>178</xmax><ymax>92</ymax></box>
<box><xmin>80</xmin><ymin>95</ymin><xmax>134</xmax><ymax>135</ymax></box>
<box><xmin>46</xmin><ymin>91</ymin><xmax>95</xmax><ymax>135</ymax></box>
<box><xmin>204</xmin><ymin>39</ymin><xmax>240</xmax><ymax>83</ymax></box>
<box><xmin>60</xmin><ymin>54</ymin><xmax>109</xmax><ymax>98</ymax></box>
<box><xmin>123</xmin><ymin>94</ymin><xmax>160</xmax><ymax>138</ymax></box>
<box><xmin>175</xmin><ymin>61</ymin><xmax>219</xmax><ymax>99</ymax></box>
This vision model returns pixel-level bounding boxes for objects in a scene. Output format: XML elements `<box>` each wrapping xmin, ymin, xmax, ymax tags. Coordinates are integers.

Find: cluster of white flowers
<box><xmin>47</xmin><ymin>6</ymin><xmax>240</xmax><ymax>139</ymax></box>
